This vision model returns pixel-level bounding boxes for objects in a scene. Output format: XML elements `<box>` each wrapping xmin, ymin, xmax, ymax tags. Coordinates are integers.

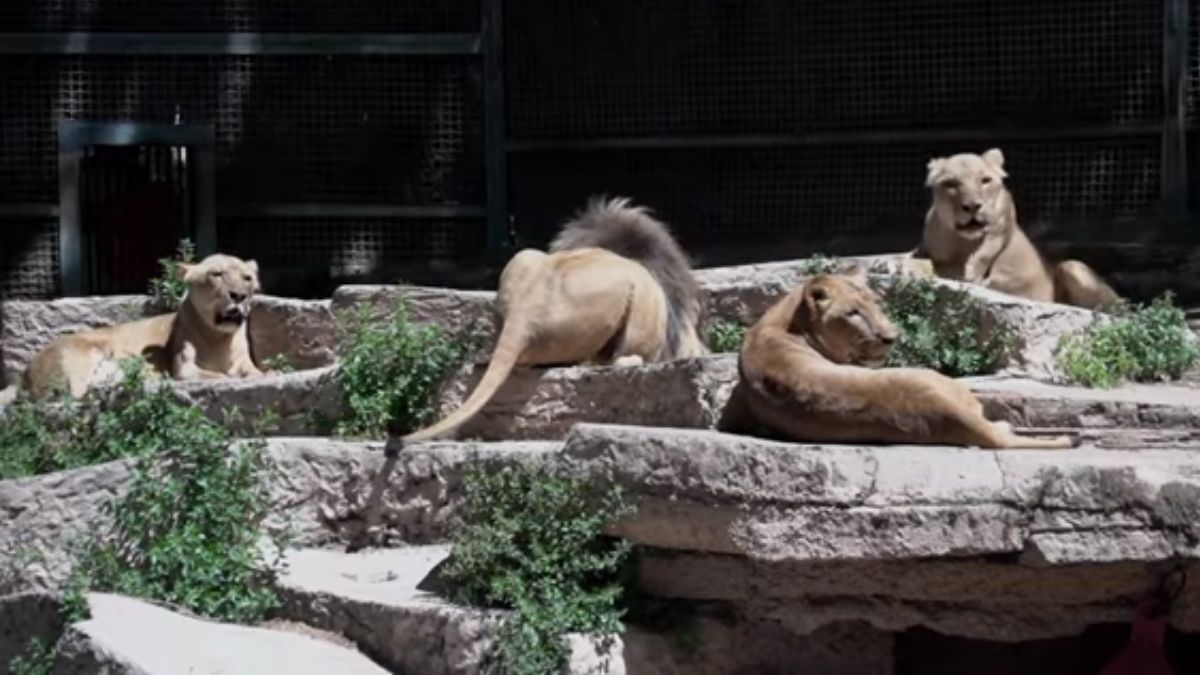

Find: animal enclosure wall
<box><xmin>0</xmin><ymin>0</ymin><xmax>1195</xmax><ymax>298</ymax></box>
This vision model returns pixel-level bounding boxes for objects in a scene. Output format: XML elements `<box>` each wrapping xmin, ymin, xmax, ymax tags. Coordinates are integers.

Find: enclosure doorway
<box><xmin>57</xmin><ymin>122</ymin><xmax>216</xmax><ymax>296</ymax></box>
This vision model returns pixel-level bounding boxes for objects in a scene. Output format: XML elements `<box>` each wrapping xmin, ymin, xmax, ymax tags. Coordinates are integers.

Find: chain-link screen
<box><xmin>218</xmin><ymin>216</ymin><xmax>487</xmax><ymax>295</ymax></box>
<box><xmin>0</xmin><ymin>0</ymin><xmax>478</xmax><ymax>33</ymax></box>
<box><xmin>509</xmin><ymin>137</ymin><xmax>1161</xmax><ymax>254</ymax></box>
<box><xmin>0</xmin><ymin>55</ymin><xmax>483</xmax><ymax>206</ymax></box>
<box><xmin>505</xmin><ymin>0</ymin><xmax>1162</xmax><ymax>141</ymax></box>
<box><xmin>0</xmin><ymin>219</ymin><xmax>59</xmax><ymax>299</ymax></box>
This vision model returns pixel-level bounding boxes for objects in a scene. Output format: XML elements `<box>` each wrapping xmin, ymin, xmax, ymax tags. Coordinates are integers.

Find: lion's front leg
<box><xmin>172</xmin><ymin>342</ymin><xmax>229</xmax><ymax>381</ymax></box>
<box><xmin>963</xmin><ymin>232</ymin><xmax>1005</xmax><ymax>284</ymax></box>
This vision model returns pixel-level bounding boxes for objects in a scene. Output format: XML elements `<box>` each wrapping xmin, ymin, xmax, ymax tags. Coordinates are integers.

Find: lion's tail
<box><xmin>548</xmin><ymin>196</ymin><xmax>704</xmax><ymax>358</ymax></box>
<box><xmin>401</xmin><ymin>314</ymin><xmax>529</xmax><ymax>443</ymax></box>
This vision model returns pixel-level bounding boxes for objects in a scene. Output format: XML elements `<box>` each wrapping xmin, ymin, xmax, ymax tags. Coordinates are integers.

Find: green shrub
<box><xmin>706</xmin><ymin>320</ymin><xmax>748</xmax><ymax>353</ymax></box>
<box><xmin>441</xmin><ymin>464</ymin><xmax>635</xmax><ymax>675</ymax></box>
<box><xmin>1057</xmin><ymin>293</ymin><xmax>1200</xmax><ymax>388</ymax></box>
<box><xmin>260</xmin><ymin>353</ymin><xmax>296</xmax><ymax>374</ymax></box>
<box><xmin>877</xmin><ymin>276</ymin><xmax>1017</xmax><ymax>377</ymax></box>
<box><xmin>148</xmin><ymin>238</ymin><xmax>196</xmax><ymax>312</ymax></box>
<box><xmin>4</xmin><ymin>358</ymin><xmax>285</xmax><ymax>673</ymax></box>
<box><xmin>335</xmin><ymin>300</ymin><xmax>465</xmax><ymax>438</ymax></box>
<box><xmin>0</xmin><ymin>359</ymin><xmax>196</xmax><ymax>479</ymax></box>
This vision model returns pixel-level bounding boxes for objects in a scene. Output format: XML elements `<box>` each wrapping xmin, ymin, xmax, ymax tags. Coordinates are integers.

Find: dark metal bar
<box><xmin>0</xmin><ymin>32</ymin><xmax>481</xmax><ymax>56</ymax></box>
<box><xmin>57</xmin><ymin>143</ymin><xmax>85</xmax><ymax>296</ymax></box>
<box><xmin>192</xmin><ymin>147</ymin><xmax>218</xmax><ymax>257</ymax></box>
<box><xmin>217</xmin><ymin>204</ymin><xmax>487</xmax><ymax>219</ymax></box>
<box><xmin>507</xmin><ymin>124</ymin><xmax>1165</xmax><ymax>153</ymax></box>
<box><xmin>481</xmin><ymin>0</ymin><xmax>511</xmax><ymax>260</ymax></box>
<box><xmin>59</xmin><ymin>121</ymin><xmax>216</xmax><ymax>150</ymax></box>
<box><xmin>1161</xmin><ymin>0</ymin><xmax>1190</xmax><ymax>223</ymax></box>
<box><xmin>0</xmin><ymin>204</ymin><xmax>59</xmax><ymax>219</ymax></box>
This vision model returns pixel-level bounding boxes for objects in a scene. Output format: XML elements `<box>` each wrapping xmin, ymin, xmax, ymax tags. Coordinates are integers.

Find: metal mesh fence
<box><xmin>505</xmin><ymin>0</ymin><xmax>1162</xmax><ymax>141</ymax></box>
<box><xmin>218</xmin><ymin>216</ymin><xmax>486</xmax><ymax>294</ymax></box>
<box><xmin>0</xmin><ymin>55</ymin><xmax>484</xmax><ymax>206</ymax></box>
<box><xmin>509</xmin><ymin>137</ymin><xmax>1162</xmax><ymax>252</ymax></box>
<box><xmin>0</xmin><ymin>219</ymin><xmax>59</xmax><ymax>299</ymax></box>
<box><xmin>0</xmin><ymin>0</ymin><xmax>479</xmax><ymax>33</ymax></box>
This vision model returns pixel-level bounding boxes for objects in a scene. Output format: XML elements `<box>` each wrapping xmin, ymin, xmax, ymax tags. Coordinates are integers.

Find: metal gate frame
<box><xmin>57</xmin><ymin>121</ymin><xmax>217</xmax><ymax>295</ymax></box>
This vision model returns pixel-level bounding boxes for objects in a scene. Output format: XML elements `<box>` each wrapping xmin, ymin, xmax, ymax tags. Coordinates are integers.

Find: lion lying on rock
<box><xmin>395</xmin><ymin>196</ymin><xmax>708</xmax><ymax>444</ymax></box>
<box><xmin>718</xmin><ymin>264</ymin><xmax>1075</xmax><ymax>449</ymax></box>
<box><xmin>24</xmin><ymin>253</ymin><xmax>266</xmax><ymax>399</ymax></box>
<box><xmin>918</xmin><ymin>148</ymin><xmax>1119</xmax><ymax>310</ymax></box>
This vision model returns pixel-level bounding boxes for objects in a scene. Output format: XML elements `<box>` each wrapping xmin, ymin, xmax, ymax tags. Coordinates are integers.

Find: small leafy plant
<box><xmin>148</xmin><ymin>238</ymin><xmax>196</xmax><ymax>312</ymax></box>
<box><xmin>706</xmin><ymin>320</ymin><xmax>748</xmax><ymax>353</ymax></box>
<box><xmin>0</xmin><ymin>359</ymin><xmax>188</xmax><ymax>479</ymax></box>
<box><xmin>877</xmin><ymin>276</ymin><xmax>1017</xmax><ymax>376</ymax></box>
<box><xmin>1057</xmin><ymin>293</ymin><xmax>1200</xmax><ymax>388</ymax></box>
<box><xmin>800</xmin><ymin>253</ymin><xmax>841</xmax><ymax>276</ymax></box>
<box><xmin>335</xmin><ymin>299</ymin><xmax>465</xmax><ymax>438</ymax></box>
<box><xmin>4</xmin><ymin>357</ymin><xmax>285</xmax><ymax>672</ymax></box>
<box><xmin>260</xmin><ymin>353</ymin><xmax>296</xmax><ymax>374</ymax></box>
<box><xmin>441</xmin><ymin>464</ymin><xmax>635</xmax><ymax>675</ymax></box>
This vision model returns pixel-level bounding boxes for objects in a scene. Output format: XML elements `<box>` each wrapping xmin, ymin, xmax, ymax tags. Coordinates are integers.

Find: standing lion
<box><xmin>917</xmin><ymin>148</ymin><xmax>1120</xmax><ymax>309</ymax></box>
<box><xmin>23</xmin><ymin>253</ymin><xmax>266</xmax><ymax>399</ymax></box>
<box><xmin>394</xmin><ymin>196</ymin><xmax>708</xmax><ymax>444</ymax></box>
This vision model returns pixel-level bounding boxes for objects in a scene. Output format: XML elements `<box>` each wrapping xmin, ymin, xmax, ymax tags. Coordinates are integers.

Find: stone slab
<box><xmin>0</xmin><ymin>438</ymin><xmax>555</xmax><ymax>592</ymax></box>
<box><xmin>53</xmin><ymin>592</ymin><xmax>386</xmax><ymax>674</ymax></box>
<box><xmin>559</xmin><ymin>424</ymin><xmax>1200</xmax><ymax>564</ymax></box>
<box><xmin>278</xmin><ymin>545</ymin><xmax>895</xmax><ymax>675</ymax></box>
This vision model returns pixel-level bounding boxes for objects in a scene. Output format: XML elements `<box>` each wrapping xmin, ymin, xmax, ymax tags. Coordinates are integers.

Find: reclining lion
<box><xmin>718</xmin><ymin>264</ymin><xmax>1075</xmax><ymax>450</ymax></box>
<box><xmin>395</xmin><ymin>196</ymin><xmax>708</xmax><ymax>444</ymax></box>
<box><xmin>918</xmin><ymin>148</ymin><xmax>1119</xmax><ymax>310</ymax></box>
<box><xmin>24</xmin><ymin>253</ymin><xmax>266</xmax><ymax>399</ymax></box>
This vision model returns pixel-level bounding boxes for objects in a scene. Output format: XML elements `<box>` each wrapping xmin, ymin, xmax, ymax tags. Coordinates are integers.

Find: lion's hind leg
<box><xmin>1053</xmin><ymin>259</ymin><xmax>1120</xmax><ymax>310</ymax></box>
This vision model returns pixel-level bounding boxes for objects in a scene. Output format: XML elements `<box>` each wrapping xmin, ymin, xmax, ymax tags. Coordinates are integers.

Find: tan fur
<box><xmin>919</xmin><ymin>148</ymin><xmax>1119</xmax><ymax>310</ymax></box>
<box><xmin>718</xmin><ymin>265</ymin><xmax>1075</xmax><ymax>450</ymax></box>
<box><xmin>399</xmin><ymin>197</ymin><xmax>707</xmax><ymax>443</ymax></box>
<box><xmin>23</xmin><ymin>253</ymin><xmax>265</xmax><ymax>399</ymax></box>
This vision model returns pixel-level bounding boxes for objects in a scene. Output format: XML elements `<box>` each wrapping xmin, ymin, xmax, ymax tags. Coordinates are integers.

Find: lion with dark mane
<box><xmin>397</xmin><ymin>196</ymin><xmax>708</xmax><ymax>443</ymax></box>
<box><xmin>719</xmin><ymin>264</ymin><xmax>1075</xmax><ymax>450</ymax></box>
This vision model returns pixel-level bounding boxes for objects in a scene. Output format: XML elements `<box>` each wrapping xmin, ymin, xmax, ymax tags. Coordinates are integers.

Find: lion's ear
<box><xmin>245</xmin><ymin>260</ymin><xmax>261</xmax><ymax>292</ymax></box>
<box><xmin>836</xmin><ymin>262</ymin><xmax>868</xmax><ymax>284</ymax></box>
<box><xmin>981</xmin><ymin>148</ymin><xmax>1007</xmax><ymax>177</ymax></box>
<box><xmin>925</xmin><ymin>158</ymin><xmax>947</xmax><ymax>187</ymax></box>
<box><xmin>179</xmin><ymin>263</ymin><xmax>203</xmax><ymax>284</ymax></box>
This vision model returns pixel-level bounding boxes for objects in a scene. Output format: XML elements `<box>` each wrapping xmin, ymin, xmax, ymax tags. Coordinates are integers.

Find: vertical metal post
<box><xmin>481</xmin><ymin>0</ymin><xmax>510</xmax><ymax>261</ymax></box>
<box><xmin>1162</xmin><ymin>0</ymin><xmax>1190</xmax><ymax>225</ymax></box>
<box><xmin>57</xmin><ymin>131</ymin><xmax>85</xmax><ymax>296</ymax></box>
<box><xmin>191</xmin><ymin>144</ymin><xmax>218</xmax><ymax>256</ymax></box>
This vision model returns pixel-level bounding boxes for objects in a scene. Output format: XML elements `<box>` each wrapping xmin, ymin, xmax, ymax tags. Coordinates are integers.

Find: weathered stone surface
<box><xmin>279</xmin><ymin>545</ymin><xmax>896</xmax><ymax>675</ymax></box>
<box><xmin>53</xmin><ymin>592</ymin><xmax>386</xmax><ymax>674</ymax></box>
<box><xmin>437</xmin><ymin>355</ymin><xmax>737</xmax><ymax>441</ymax></box>
<box><xmin>0</xmin><ymin>294</ymin><xmax>335</xmax><ymax>384</ymax></box>
<box><xmin>331</xmin><ymin>285</ymin><xmax>497</xmax><ymax>364</ymax></box>
<box><xmin>0</xmin><ymin>591</ymin><xmax>60</xmax><ymax>667</ymax></box>
<box><xmin>637</xmin><ymin>550</ymin><xmax>1200</xmax><ymax>642</ymax></box>
<box><xmin>1</xmin><ymin>295</ymin><xmax>153</xmax><ymax>385</ymax></box>
<box><xmin>172</xmin><ymin>366</ymin><xmax>344</xmax><ymax>436</ymax></box>
<box><xmin>559</xmin><ymin>424</ymin><xmax>1200</xmax><ymax>563</ymax></box>
<box><xmin>248</xmin><ymin>295</ymin><xmax>338</xmax><ymax>369</ymax></box>
<box><xmin>0</xmin><ymin>438</ymin><xmax>553</xmax><ymax>591</ymax></box>
<box><xmin>972</xmin><ymin>375</ymin><xmax>1200</xmax><ymax>429</ymax></box>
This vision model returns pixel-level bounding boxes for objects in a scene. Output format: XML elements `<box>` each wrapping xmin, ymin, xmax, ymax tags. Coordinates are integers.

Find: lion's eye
<box><xmin>980</xmin><ymin>176</ymin><xmax>993</xmax><ymax>185</ymax></box>
<box><xmin>209</xmin><ymin>270</ymin><xmax>223</xmax><ymax>278</ymax></box>
<box><xmin>938</xmin><ymin>179</ymin><xmax>960</xmax><ymax>190</ymax></box>
<box><xmin>243</xmin><ymin>275</ymin><xmax>252</xmax><ymax>282</ymax></box>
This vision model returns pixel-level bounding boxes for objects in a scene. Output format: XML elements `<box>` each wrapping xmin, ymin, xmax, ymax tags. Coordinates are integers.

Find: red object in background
<box><xmin>1098</xmin><ymin>595</ymin><xmax>1176</xmax><ymax>675</ymax></box>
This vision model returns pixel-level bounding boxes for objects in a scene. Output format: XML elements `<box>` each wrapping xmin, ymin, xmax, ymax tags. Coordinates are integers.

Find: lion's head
<box><xmin>179</xmin><ymin>253</ymin><xmax>261</xmax><ymax>333</ymax></box>
<box><xmin>925</xmin><ymin>148</ymin><xmax>1010</xmax><ymax>237</ymax></box>
<box><xmin>794</xmin><ymin>264</ymin><xmax>898</xmax><ymax>367</ymax></box>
